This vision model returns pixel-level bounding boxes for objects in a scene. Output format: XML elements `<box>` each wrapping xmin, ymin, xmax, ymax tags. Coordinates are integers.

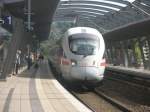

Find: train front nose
<box><xmin>70</xmin><ymin>67</ymin><xmax>86</xmax><ymax>81</ymax></box>
<box><xmin>85</xmin><ymin>67</ymin><xmax>104</xmax><ymax>82</ymax></box>
<box><xmin>71</xmin><ymin>66</ymin><xmax>104</xmax><ymax>83</ymax></box>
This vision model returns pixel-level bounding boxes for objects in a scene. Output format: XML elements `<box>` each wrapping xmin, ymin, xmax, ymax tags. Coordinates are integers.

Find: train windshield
<box><xmin>69</xmin><ymin>34</ymin><xmax>99</xmax><ymax>56</ymax></box>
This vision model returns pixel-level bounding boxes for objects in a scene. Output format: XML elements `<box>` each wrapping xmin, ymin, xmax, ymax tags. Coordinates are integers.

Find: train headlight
<box><xmin>71</xmin><ymin>60</ymin><xmax>77</xmax><ymax>66</ymax></box>
<box><xmin>72</xmin><ymin>62</ymin><xmax>76</xmax><ymax>66</ymax></box>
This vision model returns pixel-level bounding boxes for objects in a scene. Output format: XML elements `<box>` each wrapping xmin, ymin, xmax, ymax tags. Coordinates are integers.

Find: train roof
<box><xmin>67</xmin><ymin>27</ymin><xmax>102</xmax><ymax>36</ymax></box>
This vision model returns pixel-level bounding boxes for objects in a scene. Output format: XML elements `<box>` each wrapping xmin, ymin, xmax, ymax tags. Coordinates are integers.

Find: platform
<box><xmin>106</xmin><ymin>65</ymin><xmax>150</xmax><ymax>79</ymax></box>
<box><xmin>0</xmin><ymin>60</ymin><xmax>92</xmax><ymax>112</ymax></box>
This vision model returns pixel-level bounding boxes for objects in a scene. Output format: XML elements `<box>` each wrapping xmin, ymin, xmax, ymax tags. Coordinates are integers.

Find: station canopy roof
<box><xmin>1</xmin><ymin>0</ymin><xmax>60</xmax><ymax>41</ymax></box>
<box><xmin>53</xmin><ymin>0</ymin><xmax>150</xmax><ymax>33</ymax></box>
<box><xmin>1</xmin><ymin>0</ymin><xmax>150</xmax><ymax>41</ymax></box>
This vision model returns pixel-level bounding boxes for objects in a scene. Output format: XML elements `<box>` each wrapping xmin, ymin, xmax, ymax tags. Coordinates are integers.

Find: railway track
<box><xmin>94</xmin><ymin>89</ymin><xmax>131</xmax><ymax>112</ymax></box>
<box><xmin>105</xmin><ymin>76</ymin><xmax>150</xmax><ymax>91</ymax></box>
<box><xmin>105</xmin><ymin>69</ymin><xmax>150</xmax><ymax>87</ymax></box>
<box><xmin>70</xmin><ymin>87</ymin><xmax>123</xmax><ymax>112</ymax></box>
<box><xmin>65</xmin><ymin>70</ymin><xmax>150</xmax><ymax>112</ymax></box>
<box><xmin>49</xmin><ymin>64</ymin><xmax>150</xmax><ymax>112</ymax></box>
<box><xmin>104</xmin><ymin>69</ymin><xmax>150</xmax><ymax>103</ymax></box>
<box><xmin>70</xmin><ymin>90</ymin><xmax>97</xmax><ymax>112</ymax></box>
<box><xmin>70</xmin><ymin>85</ymin><xmax>150</xmax><ymax>112</ymax></box>
<box><xmin>55</xmin><ymin>75</ymin><xmax>129</xmax><ymax>112</ymax></box>
<box><xmin>70</xmin><ymin>86</ymin><xmax>132</xmax><ymax>112</ymax></box>
<box><xmin>97</xmin><ymin>69</ymin><xmax>150</xmax><ymax>112</ymax></box>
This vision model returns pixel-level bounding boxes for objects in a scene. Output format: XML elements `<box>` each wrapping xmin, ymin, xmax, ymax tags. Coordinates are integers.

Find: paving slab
<box><xmin>0</xmin><ymin>60</ymin><xmax>92</xmax><ymax>112</ymax></box>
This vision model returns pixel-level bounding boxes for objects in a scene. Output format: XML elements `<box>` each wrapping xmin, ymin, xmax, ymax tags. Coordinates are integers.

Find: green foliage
<box><xmin>49</xmin><ymin>21</ymin><xmax>74</xmax><ymax>40</ymax></box>
<box><xmin>134</xmin><ymin>41</ymin><xmax>142</xmax><ymax>64</ymax></box>
<box><xmin>40</xmin><ymin>41</ymin><xmax>49</xmax><ymax>58</ymax></box>
<box><xmin>40</xmin><ymin>21</ymin><xmax>73</xmax><ymax>57</ymax></box>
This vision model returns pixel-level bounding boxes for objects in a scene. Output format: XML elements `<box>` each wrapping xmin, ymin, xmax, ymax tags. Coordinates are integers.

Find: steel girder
<box><xmin>95</xmin><ymin>0</ymin><xmax>150</xmax><ymax>31</ymax></box>
<box><xmin>2</xmin><ymin>0</ymin><xmax>24</xmax><ymax>4</ymax></box>
<box><xmin>103</xmin><ymin>17</ymin><xmax>150</xmax><ymax>41</ymax></box>
<box><xmin>59</xmin><ymin>0</ymin><xmax>126</xmax><ymax>10</ymax></box>
<box><xmin>2</xmin><ymin>0</ymin><xmax>150</xmax><ymax>41</ymax></box>
<box><xmin>54</xmin><ymin>0</ymin><xmax>130</xmax><ymax>21</ymax></box>
<box><xmin>54</xmin><ymin>0</ymin><xmax>150</xmax><ymax>36</ymax></box>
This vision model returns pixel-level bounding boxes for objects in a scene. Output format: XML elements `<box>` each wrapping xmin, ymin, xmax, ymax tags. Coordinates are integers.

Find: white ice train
<box><xmin>49</xmin><ymin>27</ymin><xmax>106</xmax><ymax>87</ymax></box>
